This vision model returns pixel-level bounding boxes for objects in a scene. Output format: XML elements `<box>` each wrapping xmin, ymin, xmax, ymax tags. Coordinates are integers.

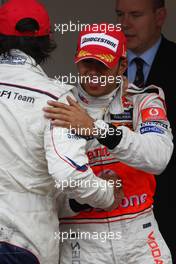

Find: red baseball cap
<box><xmin>0</xmin><ymin>0</ymin><xmax>50</xmax><ymax>36</ymax></box>
<box><xmin>75</xmin><ymin>23</ymin><xmax>127</xmax><ymax>69</ymax></box>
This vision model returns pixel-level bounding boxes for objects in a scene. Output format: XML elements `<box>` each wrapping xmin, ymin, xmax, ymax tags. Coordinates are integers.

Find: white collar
<box><xmin>0</xmin><ymin>49</ymin><xmax>47</xmax><ymax>77</ymax></box>
<box><xmin>74</xmin><ymin>79</ymin><xmax>124</xmax><ymax>114</ymax></box>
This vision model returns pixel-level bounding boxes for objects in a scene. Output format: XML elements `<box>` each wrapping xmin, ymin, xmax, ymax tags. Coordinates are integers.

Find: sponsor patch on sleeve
<box><xmin>141</xmin><ymin>121</ymin><xmax>168</xmax><ymax>130</ymax></box>
<box><xmin>140</xmin><ymin>125</ymin><xmax>164</xmax><ymax>135</ymax></box>
<box><xmin>141</xmin><ymin>107</ymin><xmax>167</xmax><ymax>122</ymax></box>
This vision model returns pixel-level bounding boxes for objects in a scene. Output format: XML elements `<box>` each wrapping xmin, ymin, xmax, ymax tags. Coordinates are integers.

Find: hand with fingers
<box><xmin>43</xmin><ymin>96</ymin><xmax>94</xmax><ymax>136</ymax></box>
<box><xmin>100</xmin><ymin>170</ymin><xmax>124</xmax><ymax>211</ymax></box>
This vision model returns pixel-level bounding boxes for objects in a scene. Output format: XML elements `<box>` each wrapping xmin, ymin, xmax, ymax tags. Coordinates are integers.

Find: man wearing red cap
<box><xmin>44</xmin><ymin>23</ymin><xmax>173</xmax><ymax>263</ymax></box>
<box><xmin>0</xmin><ymin>2</ymin><xmax>122</xmax><ymax>264</ymax></box>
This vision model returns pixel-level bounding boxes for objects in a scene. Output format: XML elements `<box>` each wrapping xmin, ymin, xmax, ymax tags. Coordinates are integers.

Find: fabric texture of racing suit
<box><xmin>0</xmin><ymin>50</ymin><xmax>116</xmax><ymax>264</ymax></box>
<box><xmin>59</xmin><ymin>82</ymin><xmax>173</xmax><ymax>264</ymax></box>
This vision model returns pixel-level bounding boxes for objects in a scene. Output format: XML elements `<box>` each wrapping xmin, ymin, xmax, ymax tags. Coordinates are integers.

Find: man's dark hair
<box><xmin>153</xmin><ymin>0</ymin><xmax>165</xmax><ymax>9</ymax></box>
<box><xmin>0</xmin><ymin>18</ymin><xmax>56</xmax><ymax>64</ymax></box>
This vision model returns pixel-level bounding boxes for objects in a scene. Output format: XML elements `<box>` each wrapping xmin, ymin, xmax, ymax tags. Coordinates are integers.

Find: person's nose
<box><xmin>87</xmin><ymin>64</ymin><xmax>100</xmax><ymax>77</ymax></box>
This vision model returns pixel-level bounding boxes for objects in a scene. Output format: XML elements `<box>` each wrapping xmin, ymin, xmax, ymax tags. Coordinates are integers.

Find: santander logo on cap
<box><xmin>80</xmin><ymin>33</ymin><xmax>119</xmax><ymax>53</ymax></box>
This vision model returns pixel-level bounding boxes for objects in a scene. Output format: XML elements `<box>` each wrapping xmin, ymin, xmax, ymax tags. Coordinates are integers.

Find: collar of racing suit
<box><xmin>73</xmin><ymin>80</ymin><xmax>164</xmax><ymax>125</ymax></box>
<box><xmin>73</xmin><ymin>81</ymin><xmax>124</xmax><ymax>116</ymax></box>
<box><xmin>0</xmin><ymin>49</ymin><xmax>48</xmax><ymax>77</ymax></box>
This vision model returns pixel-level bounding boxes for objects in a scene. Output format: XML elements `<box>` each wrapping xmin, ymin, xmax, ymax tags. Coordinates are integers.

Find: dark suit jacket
<box><xmin>145</xmin><ymin>36</ymin><xmax>176</xmax><ymax>262</ymax></box>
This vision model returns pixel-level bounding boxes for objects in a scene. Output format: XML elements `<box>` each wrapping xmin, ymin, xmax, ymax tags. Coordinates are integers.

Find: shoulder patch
<box><xmin>141</xmin><ymin>107</ymin><xmax>167</xmax><ymax>122</ymax></box>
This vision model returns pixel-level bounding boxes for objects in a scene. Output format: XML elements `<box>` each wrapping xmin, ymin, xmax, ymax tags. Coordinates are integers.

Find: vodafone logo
<box><xmin>149</xmin><ymin>108</ymin><xmax>159</xmax><ymax>116</ymax></box>
<box><xmin>141</xmin><ymin>107</ymin><xmax>167</xmax><ymax>122</ymax></box>
<box><xmin>147</xmin><ymin>231</ymin><xmax>164</xmax><ymax>264</ymax></box>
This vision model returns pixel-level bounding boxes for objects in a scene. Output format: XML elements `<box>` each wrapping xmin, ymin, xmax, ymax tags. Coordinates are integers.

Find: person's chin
<box><xmin>127</xmin><ymin>43</ymin><xmax>140</xmax><ymax>53</ymax></box>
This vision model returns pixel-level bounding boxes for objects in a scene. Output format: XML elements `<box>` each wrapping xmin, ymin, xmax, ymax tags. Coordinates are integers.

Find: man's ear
<box><xmin>118</xmin><ymin>57</ymin><xmax>128</xmax><ymax>75</ymax></box>
<box><xmin>155</xmin><ymin>7</ymin><xmax>167</xmax><ymax>28</ymax></box>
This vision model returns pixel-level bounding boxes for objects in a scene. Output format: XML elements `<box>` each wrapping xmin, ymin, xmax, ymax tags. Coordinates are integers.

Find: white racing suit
<box><xmin>0</xmin><ymin>50</ymin><xmax>116</xmax><ymax>264</ymax></box>
<box><xmin>59</xmin><ymin>83</ymin><xmax>173</xmax><ymax>264</ymax></box>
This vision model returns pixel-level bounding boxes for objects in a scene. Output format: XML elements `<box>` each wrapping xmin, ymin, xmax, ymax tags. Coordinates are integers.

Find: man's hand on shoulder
<box><xmin>43</xmin><ymin>96</ymin><xmax>95</xmax><ymax>136</ymax></box>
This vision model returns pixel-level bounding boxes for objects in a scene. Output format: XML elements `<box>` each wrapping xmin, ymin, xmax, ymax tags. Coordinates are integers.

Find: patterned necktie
<box><xmin>133</xmin><ymin>57</ymin><xmax>145</xmax><ymax>88</ymax></box>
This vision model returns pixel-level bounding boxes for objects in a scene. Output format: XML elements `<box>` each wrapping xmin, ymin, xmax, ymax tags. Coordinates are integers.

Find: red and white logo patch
<box><xmin>141</xmin><ymin>107</ymin><xmax>167</xmax><ymax>122</ymax></box>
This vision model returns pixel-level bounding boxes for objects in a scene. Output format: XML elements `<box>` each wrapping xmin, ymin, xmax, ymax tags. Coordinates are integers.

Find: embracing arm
<box><xmin>44</xmin><ymin>93</ymin><xmax>122</xmax><ymax>210</ymax></box>
<box><xmin>43</xmin><ymin>92</ymin><xmax>173</xmax><ymax>175</ymax></box>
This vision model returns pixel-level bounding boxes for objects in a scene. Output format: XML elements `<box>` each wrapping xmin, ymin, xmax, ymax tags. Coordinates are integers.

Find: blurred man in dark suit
<box><xmin>116</xmin><ymin>0</ymin><xmax>176</xmax><ymax>261</ymax></box>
